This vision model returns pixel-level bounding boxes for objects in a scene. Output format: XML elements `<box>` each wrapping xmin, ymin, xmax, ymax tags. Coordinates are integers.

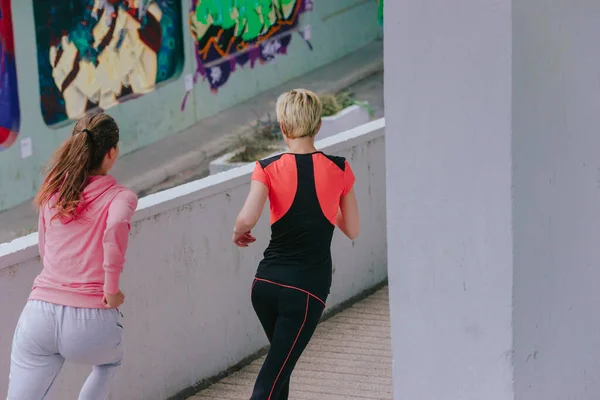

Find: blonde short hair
<box><xmin>276</xmin><ymin>89</ymin><xmax>323</xmax><ymax>139</ymax></box>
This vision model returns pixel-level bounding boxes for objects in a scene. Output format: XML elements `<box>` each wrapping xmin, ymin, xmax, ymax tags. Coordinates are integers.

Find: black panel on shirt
<box><xmin>323</xmin><ymin>154</ymin><xmax>347</xmax><ymax>171</ymax></box>
<box><xmin>258</xmin><ymin>153</ymin><xmax>284</xmax><ymax>170</ymax></box>
<box><xmin>255</xmin><ymin>152</ymin><xmax>336</xmax><ymax>302</ymax></box>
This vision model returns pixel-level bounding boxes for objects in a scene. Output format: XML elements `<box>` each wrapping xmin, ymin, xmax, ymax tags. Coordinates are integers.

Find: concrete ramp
<box><xmin>189</xmin><ymin>287</ymin><xmax>392</xmax><ymax>400</ymax></box>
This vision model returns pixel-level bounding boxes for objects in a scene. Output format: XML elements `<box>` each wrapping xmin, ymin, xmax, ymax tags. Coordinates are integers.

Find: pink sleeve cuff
<box><xmin>104</xmin><ymin>270</ymin><xmax>120</xmax><ymax>295</ymax></box>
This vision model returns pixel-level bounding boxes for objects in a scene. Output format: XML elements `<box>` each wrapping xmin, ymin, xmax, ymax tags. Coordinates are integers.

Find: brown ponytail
<box><xmin>34</xmin><ymin>112</ymin><xmax>119</xmax><ymax>220</ymax></box>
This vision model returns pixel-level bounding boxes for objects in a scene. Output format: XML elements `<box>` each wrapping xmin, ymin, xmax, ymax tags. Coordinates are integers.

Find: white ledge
<box><xmin>0</xmin><ymin>118</ymin><xmax>385</xmax><ymax>270</ymax></box>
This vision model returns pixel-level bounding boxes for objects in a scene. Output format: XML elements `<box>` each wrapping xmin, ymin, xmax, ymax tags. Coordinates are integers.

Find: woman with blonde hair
<box><xmin>7</xmin><ymin>112</ymin><xmax>137</xmax><ymax>400</ymax></box>
<box><xmin>234</xmin><ymin>89</ymin><xmax>360</xmax><ymax>399</ymax></box>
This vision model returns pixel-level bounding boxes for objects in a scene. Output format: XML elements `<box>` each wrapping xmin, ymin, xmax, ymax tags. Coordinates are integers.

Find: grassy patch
<box><xmin>229</xmin><ymin>115</ymin><xmax>283</xmax><ymax>163</ymax></box>
<box><xmin>321</xmin><ymin>90</ymin><xmax>374</xmax><ymax>117</ymax></box>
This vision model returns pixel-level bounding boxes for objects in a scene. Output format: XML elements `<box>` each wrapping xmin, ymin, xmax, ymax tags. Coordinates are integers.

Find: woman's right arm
<box><xmin>336</xmin><ymin>187</ymin><xmax>360</xmax><ymax>240</ymax></box>
<box><xmin>233</xmin><ymin>162</ymin><xmax>269</xmax><ymax>247</ymax></box>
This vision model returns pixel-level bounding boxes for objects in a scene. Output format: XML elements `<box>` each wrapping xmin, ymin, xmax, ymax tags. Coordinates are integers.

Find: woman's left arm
<box><xmin>233</xmin><ymin>180</ymin><xmax>268</xmax><ymax>247</ymax></box>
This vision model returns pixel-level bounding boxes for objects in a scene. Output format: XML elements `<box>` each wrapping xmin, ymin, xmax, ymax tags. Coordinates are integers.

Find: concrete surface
<box><xmin>320</xmin><ymin>104</ymin><xmax>371</xmax><ymax>140</ymax></box>
<box><xmin>386</xmin><ymin>0</ymin><xmax>600</xmax><ymax>399</ymax></box>
<box><xmin>1</xmin><ymin>1</ymin><xmax>382</xmax><ymax>211</ymax></box>
<box><xmin>188</xmin><ymin>287</ymin><xmax>392</xmax><ymax>400</ymax></box>
<box><xmin>385</xmin><ymin>0</ymin><xmax>514</xmax><ymax>399</ymax></box>
<box><xmin>512</xmin><ymin>2</ymin><xmax>600</xmax><ymax>398</ymax></box>
<box><xmin>0</xmin><ymin>120</ymin><xmax>387</xmax><ymax>400</ymax></box>
<box><xmin>0</xmin><ymin>42</ymin><xmax>384</xmax><ymax>244</ymax></box>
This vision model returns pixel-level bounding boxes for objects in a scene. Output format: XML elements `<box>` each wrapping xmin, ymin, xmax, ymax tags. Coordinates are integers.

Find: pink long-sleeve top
<box><xmin>29</xmin><ymin>175</ymin><xmax>138</xmax><ymax>309</ymax></box>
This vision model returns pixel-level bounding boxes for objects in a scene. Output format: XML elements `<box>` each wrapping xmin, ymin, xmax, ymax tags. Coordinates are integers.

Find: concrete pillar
<box><xmin>512</xmin><ymin>1</ymin><xmax>600</xmax><ymax>398</ymax></box>
<box><xmin>384</xmin><ymin>1</ymin><xmax>514</xmax><ymax>399</ymax></box>
<box><xmin>386</xmin><ymin>0</ymin><xmax>600</xmax><ymax>399</ymax></box>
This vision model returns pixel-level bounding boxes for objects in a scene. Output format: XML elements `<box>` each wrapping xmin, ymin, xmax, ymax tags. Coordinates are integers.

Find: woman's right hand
<box><xmin>103</xmin><ymin>291</ymin><xmax>125</xmax><ymax>308</ymax></box>
<box><xmin>233</xmin><ymin>230</ymin><xmax>256</xmax><ymax>247</ymax></box>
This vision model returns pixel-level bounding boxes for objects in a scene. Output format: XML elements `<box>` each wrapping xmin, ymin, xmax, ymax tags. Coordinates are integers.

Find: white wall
<box><xmin>512</xmin><ymin>2</ymin><xmax>600</xmax><ymax>399</ymax></box>
<box><xmin>0</xmin><ymin>120</ymin><xmax>387</xmax><ymax>400</ymax></box>
<box><xmin>385</xmin><ymin>1</ymin><xmax>514</xmax><ymax>399</ymax></box>
<box><xmin>387</xmin><ymin>0</ymin><xmax>600</xmax><ymax>399</ymax></box>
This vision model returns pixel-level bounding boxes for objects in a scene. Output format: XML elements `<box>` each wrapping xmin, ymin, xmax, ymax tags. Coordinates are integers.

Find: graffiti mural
<box><xmin>187</xmin><ymin>0</ymin><xmax>312</xmax><ymax>94</ymax></box>
<box><xmin>33</xmin><ymin>0</ymin><xmax>184</xmax><ymax>126</ymax></box>
<box><xmin>0</xmin><ymin>0</ymin><xmax>21</xmax><ymax>150</ymax></box>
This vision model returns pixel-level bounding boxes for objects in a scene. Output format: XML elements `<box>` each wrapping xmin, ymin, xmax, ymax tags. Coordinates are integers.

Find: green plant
<box><xmin>321</xmin><ymin>94</ymin><xmax>345</xmax><ymax>117</ymax></box>
<box><xmin>229</xmin><ymin>115</ymin><xmax>283</xmax><ymax>163</ymax></box>
<box><xmin>321</xmin><ymin>91</ymin><xmax>375</xmax><ymax>117</ymax></box>
<box><xmin>336</xmin><ymin>91</ymin><xmax>355</xmax><ymax>109</ymax></box>
<box><xmin>352</xmin><ymin>99</ymin><xmax>376</xmax><ymax>117</ymax></box>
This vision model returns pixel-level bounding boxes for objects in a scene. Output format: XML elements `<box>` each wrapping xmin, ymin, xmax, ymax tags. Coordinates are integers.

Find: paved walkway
<box><xmin>189</xmin><ymin>287</ymin><xmax>392</xmax><ymax>400</ymax></box>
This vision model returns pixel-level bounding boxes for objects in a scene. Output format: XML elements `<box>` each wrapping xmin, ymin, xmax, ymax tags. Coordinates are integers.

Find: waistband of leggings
<box><xmin>252</xmin><ymin>277</ymin><xmax>327</xmax><ymax>307</ymax></box>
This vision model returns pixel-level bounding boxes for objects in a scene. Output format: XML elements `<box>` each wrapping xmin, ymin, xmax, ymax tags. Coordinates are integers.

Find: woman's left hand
<box><xmin>233</xmin><ymin>230</ymin><xmax>256</xmax><ymax>247</ymax></box>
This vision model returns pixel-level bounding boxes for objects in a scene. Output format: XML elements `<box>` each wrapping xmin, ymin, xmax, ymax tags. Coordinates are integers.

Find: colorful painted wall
<box><xmin>188</xmin><ymin>0</ymin><xmax>309</xmax><ymax>92</ymax></box>
<box><xmin>0</xmin><ymin>0</ymin><xmax>380</xmax><ymax>211</ymax></box>
<box><xmin>0</xmin><ymin>0</ymin><xmax>20</xmax><ymax>150</ymax></box>
<box><xmin>33</xmin><ymin>0</ymin><xmax>184</xmax><ymax>126</ymax></box>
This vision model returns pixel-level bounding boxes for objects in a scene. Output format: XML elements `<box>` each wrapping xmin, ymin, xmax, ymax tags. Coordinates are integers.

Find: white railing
<box><xmin>0</xmin><ymin>119</ymin><xmax>387</xmax><ymax>400</ymax></box>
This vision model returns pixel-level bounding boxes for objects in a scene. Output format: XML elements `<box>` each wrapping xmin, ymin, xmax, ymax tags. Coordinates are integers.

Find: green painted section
<box><xmin>0</xmin><ymin>0</ymin><xmax>380</xmax><ymax>211</ymax></box>
<box><xmin>194</xmin><ymin>0</ymin><xmax>297</xmax><ymax>41</ymax></box>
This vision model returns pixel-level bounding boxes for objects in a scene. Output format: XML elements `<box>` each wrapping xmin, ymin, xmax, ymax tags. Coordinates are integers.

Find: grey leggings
<box><xmin>7</xmin><ymin>300</ymin><xmax>124</xmax><ymax>400</ymax></box>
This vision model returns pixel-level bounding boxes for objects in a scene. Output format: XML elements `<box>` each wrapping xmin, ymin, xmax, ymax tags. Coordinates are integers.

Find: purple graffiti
<box><xmin>182</xmin><ymin>1</ymin><xmax>312</xmax><ymax>110</ymax></box>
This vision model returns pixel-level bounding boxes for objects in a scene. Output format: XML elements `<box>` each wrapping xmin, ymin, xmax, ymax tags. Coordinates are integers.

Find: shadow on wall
<box><xmin>33</xmin><ymin>0</ymin><xmax>185</xmax><ymax>127</ymax></box>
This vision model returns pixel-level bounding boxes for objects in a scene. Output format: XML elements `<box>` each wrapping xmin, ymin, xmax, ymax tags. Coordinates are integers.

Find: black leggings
<box><xmin>250</xmin><ymin>279</ymin><xmax>326</xmax><ymax>400</ymax></box>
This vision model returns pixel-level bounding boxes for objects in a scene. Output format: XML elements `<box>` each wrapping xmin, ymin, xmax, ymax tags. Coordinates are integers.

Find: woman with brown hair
<box><xmin>7</xmin><ymin>112</ymin><xmax>137</xmax><ymax>400</ymax></box>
